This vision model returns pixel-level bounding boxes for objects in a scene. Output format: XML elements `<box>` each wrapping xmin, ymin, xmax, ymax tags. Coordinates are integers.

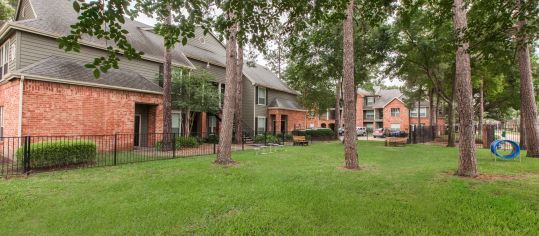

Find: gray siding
<box><xmin>186</xmin><ymin>28</ymin><xmax>226</xmax><ymax>55</ymax></box>
<box><xmin>17</xmin><ymin>0</ymin><xmax>36</xmax><ymax>20</ymax></box>
<box><xmin>8</xmin><ymin>34</ymin><xmax>17</xmax><ymax>73</ymax></box>
<box><xmin>242</xmin><ymin>77</ymin><xmax>255</xmax><ymax>131</ymax></box>
<box><xmin>268</xmin><ymin>89</ymin><xmax>298</xmax><ymax>104</ymax></box>
<box><xmin>189</xmin><ymin>58</ymin><xmax>226</xmax><ymax>84</ymax></box>
<box><xmin>18</xmin><ymin>32</ymin><xmax>162</xmax><ymax>80</ymax></box>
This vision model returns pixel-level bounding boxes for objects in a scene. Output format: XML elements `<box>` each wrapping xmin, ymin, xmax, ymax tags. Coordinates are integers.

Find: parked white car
<box><xmin>356</xmin><ymin>127</ymin><xmax>367</xmax><ymax>136</ymax></box>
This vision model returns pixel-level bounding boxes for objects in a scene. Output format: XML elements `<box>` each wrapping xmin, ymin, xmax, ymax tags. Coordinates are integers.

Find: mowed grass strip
<box><xmin>1</xmin><ymin>141</ymin><xmax>538</xmax><ymax>235</ymax></box>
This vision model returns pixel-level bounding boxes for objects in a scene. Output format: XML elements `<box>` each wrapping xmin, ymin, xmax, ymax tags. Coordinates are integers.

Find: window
<box><xmin>390</xmin><ymin>123</ymin><xmax>400</xmax><ymax>131</ymax></box>
<box><xmin>9</xmin><ymin>41</ymin><xmax>15</xmax><ymax>63</ymax></box>
<box><xmin>364</xmin><ymin>110</ymin><xmax>374</xmax><ymax>120</ymax></box>
<box><xmin>0</xmin><ymin>106</ymin><xmax>3</xmax><ymax>140</ymax></box>
<box><xmin>365</xmin><ymin>96</ymin><xmax>375</xmax><ymax>106</ymax></box>
<box><xmin>208</xmin><ymin>115</ymin><xmax>217</xmax><ymax>134</ymax></box>
<box><xmin>410</xmin><ymin>107</ymin><xmax>427</xmax><ymax>117</ymax></box>
<box><xmin>1</xmin><ymin>43</ymin><xmax>8</xmax><ymax>76</ymax></box>
<box><xmin>256</xmin><ymin>86</ymin><xmax>267</xmax><ymax>105</ymax></box>
<box><xmin>256</xmin><ymin>116</ymin><xmax>266</xmax><ymax>134</ymax></box>
<box><xmin>172</xmin><ymin>113</ymin><xmax>181</xmax><ymax>134</ymax></box>
<box><xmin>390</xmin><ymin>108</ymin><xmax>400</xmax><ymax>117</ymax></box>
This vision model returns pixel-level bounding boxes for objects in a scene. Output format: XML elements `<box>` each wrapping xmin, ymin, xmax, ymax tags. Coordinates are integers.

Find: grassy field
<box><xmin>1</xmin><ymin>141</ymin><xmax>539</xmax><ymax>235</ymax></box>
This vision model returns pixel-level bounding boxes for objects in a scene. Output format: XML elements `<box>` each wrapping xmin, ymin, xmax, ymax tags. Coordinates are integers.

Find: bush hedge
<box><xmin>292</xmin><ymin>128</ymin><xmax>335</xmax><ymax>140</ymax></box>
<box><xmin>155</xmin><ymin>136</ymin><xmax>202</xmax><ymax>150</ymax></box>
<box><xmin>16</xmin><ymin>140</ymin><xmax>97</xmax><ymax>168</ymax></box>
<box><xmin>254</xmin><ymin>134</ymin><xmax>281</xmax><ymax>144</ymax></box>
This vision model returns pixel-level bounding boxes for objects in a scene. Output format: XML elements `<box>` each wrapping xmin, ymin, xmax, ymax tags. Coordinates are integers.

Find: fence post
<box><xmin>264</xmin><ymin>131</ymin><xmax>267</xmax><ymax>146</ymax></box>
<box><xmin>172</xmin><ymin>133</ymin><xmax>176</xmax><ymax>159</ymax></box>
<box><xmin>23</xmin><ymin>136</ymin><xmax>31</xmax><ymax>175</ymax></box>
<box><xmin>242</xmin><ymin>135</ymin><xmax>245</xmax><ymax>151</ymax></box>
<box><xmin>113</xmin><ymin>133</ymin><xmax>117</xmax><ymax>166</ymax></box>
<box><xmin>213</xmin><ymin>143</ymin><xmax>216</xmax><ymax>154</ymax></box>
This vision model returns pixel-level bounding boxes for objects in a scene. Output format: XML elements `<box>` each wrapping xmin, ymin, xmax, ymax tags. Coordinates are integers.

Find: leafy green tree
<box><xmin>171</xmin><ymin>69</ymin><xmax>220</xmax><ymax>137</ymax></box>
<box><xmin>0</xmin><ymin>0</ymin><xmax>17</xmax><ymax>21</ymax></box>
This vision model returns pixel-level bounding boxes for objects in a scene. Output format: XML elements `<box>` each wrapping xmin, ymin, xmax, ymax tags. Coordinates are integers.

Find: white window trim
<box><xmin>256</xmin><ymin>116</ymin><xmax>267</xmax><ymax>133</ymax></box>
<box><xmin>1</xmin><ymin>42</ymin><xmax>9</xmax><ymax>78</ymax></box>
<box><xmin>410</xmin><ymin>107</ymin><xmax>427</xmax><ymax>118</ymax></box>
<box><xmin>391</xmin><ymin>108</ymin><xmax>400</xmax><ymax>117</ymax></box>
<box><xmin>257</xmin><ymin>86</ymin><xmax>267</xmax><ymax>105</ymax></box>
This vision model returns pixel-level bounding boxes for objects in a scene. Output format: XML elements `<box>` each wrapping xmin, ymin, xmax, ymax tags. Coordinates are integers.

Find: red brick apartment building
<box><xmin>310</xmin><ymin>89</ymin><xmax>445</xmax><ymax>132</ymax></box>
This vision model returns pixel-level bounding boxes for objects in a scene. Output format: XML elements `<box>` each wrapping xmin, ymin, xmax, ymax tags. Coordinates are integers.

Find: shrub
<box><xmin>273</xmin><ymin>133</ymin><xmax>293</xmax><ymax>141</ymax></box>
<box><xmin>16</xmin><ymin>140</ymin><xmax>97</xmax><ymax>169</ymax></box>
<box><xmin>177</xmin><ymin>136</ymin><xmax>200</xmax><ymax>148</ymax></box>
<box><xmin>292</xmin><ymin>129</ymin><xmax>334</xmax><ymax>141</ymax></box>
<box><xmin>155</xmin><ymin>136</ymin><xmax>201</xmax><ymax>150</ymax></box>
<box><xmin>205</xmin><ymin>134</ymin><xmax>219</xmax><ymax>144</ymax></box>
<box><xmin>305</xmin><ymin>128</ymin><xmax>334</xmax><ymax>137</ymax></box>
<box><xmin>254</xmin><ymin>134</ymin><xmax>280</xmax><ymax>144</ymax></box>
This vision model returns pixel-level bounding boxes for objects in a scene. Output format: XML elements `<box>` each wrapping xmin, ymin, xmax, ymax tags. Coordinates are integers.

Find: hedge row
<box><xmin>292</xmin><ymin>128</ymin><xmax>335</xmax><ymax>139</ymax></box>
<box><xmin>16</xmin><ymin>140</ymin><xmax>97</xmax><ymax>168</ymax></box>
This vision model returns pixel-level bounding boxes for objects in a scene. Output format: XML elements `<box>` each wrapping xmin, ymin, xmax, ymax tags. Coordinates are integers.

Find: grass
<box><xmin>1</xmin><ymin>141</ymin><xmax>539</xmax><ymax>235</ymax></box>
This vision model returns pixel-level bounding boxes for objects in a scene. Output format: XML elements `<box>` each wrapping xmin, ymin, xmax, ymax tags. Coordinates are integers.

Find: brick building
<box><xmin>308</xmin><ymin>88</ymin><xmax>445</xmax><ymax>132</ymax></box>
<box><xmin>0</xmin><ymin>0</ymin><xmax>309</xmax><ymax>145</ymax></box>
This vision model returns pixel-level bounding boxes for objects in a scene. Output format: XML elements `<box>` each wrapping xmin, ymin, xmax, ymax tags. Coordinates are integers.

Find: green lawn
<box><xmin>1</xmin><ymin>141</ymin><xmax>539</xmax><ymax>235</ymax></box>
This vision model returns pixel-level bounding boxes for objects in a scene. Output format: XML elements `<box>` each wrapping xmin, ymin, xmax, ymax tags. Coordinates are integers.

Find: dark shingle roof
<box><xmin>372</xmin><ymin>89</ymin><xmax>403</xmax><ymax>108</ymax></box>
<box><xmin>16</xmin><ymin>56</ymin><xmax>162</xmax><ymax>93</ymax></box>
<box><xmin>12</xmin><ymin>0</ymin><xmax>193</xmax><ymax>68</ymax></box>
<box><xmin>181</xmin><ymin>27</ymin><xmax>298</xmax><ymax>95</ymax></box>
<box><xmin>268</xmin><ymin>98</ymin><xmax>305</xmax><ymax>111</ymax></box>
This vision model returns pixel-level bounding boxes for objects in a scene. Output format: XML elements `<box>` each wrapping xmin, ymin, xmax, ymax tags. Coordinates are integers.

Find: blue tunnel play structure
<box><xmin>490</xmin><ymin>140</ymin><xmax>520</xmax><ymax>159</ymax></box>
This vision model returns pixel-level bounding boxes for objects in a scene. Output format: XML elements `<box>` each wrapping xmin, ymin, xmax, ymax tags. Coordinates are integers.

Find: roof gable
<box><xmin>183</xmin><ymin>27</ymin><xmax>298</xmax><ymax>95</ymax></box>
<box><xmin>10</xmin><ymin>0</ymin><xmax>193</xmax><ymax>69</ymax></box>
<box><xmin>15</xmin><ymin>0</ymin><xmax>36</xmax><ymax>21</ymax></box>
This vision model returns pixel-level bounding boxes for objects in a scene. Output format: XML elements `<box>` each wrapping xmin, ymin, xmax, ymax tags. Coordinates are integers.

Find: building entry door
<box><xmin>134</xmin><ymin>115</ymin><xmax>141</xmax><ymax>146</ymax></box>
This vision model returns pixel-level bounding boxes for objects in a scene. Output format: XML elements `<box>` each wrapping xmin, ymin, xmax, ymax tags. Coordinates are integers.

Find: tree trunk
<box><xmin>215</xmin><ymin>19</ymin><xmax>238</xmax><ymax>165</ymax></box>
<box><xmin>435</xmin><ymin>91</ymin><xmax>440</xmax><ymax>136</ymax></box>
<box><xmin>453</xmin><ymin>0</ymin><xmax>477</xmax><ymax>177</ymax></box>
<box><xmin>520</xmin><ymin>113</ymin><xmax>527</xmax><ymax>150</ymax></box>
<box><xmin>184</xmin><ymin>109</ymin><xmax>193</xmax><ymax>137</ymax></box>
<box><xmin>234</xmin><ymin>46</ymin><xmax>244</xmax><ymax>144</ymax></box>
<box><xmin>342</xmin><ymin>1</ymin><xmax>359</xmax><ymax>170</ymax></box>
<box><xmin>478</xmin><ymin>78</ymin><xmax>484</xmax><ymax>136</ymax></box>
<box><xmin>516</xmin><ymin>2</ymin><xmax>539</xmax><ymax>157</ymax></box>
<box><xmin>162</xmin><ymin>3</ymin><xmax>173</xmax><ymax>151</ymax></box>
<box><xmin>334</xmin><ymin>79</ymin><xmax>342</xmax><ymax>139</ymax></box>
<box><xmin>429</xmin><ymin>88</ymin><xmax>435</xmax><ymax>139</ymax></box>
<box><xmin>447</xmin><ymin>67</ymin><xmax>457</xmax><ymax>147</ymax></box>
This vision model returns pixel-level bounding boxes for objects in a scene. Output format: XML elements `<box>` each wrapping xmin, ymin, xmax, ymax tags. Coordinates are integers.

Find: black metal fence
<box><xmin>0</xmin><ymin>133</ymin><xmax>240</xmax><ymax>178</ymax></box>
<box><xmin>408</xmin><ymin>125</ymin><xmax>438</xmax><ymax>144</ymax></box>
<box><xmin>1</xmin><ymin>130</ymin><xmax>332</xmax><ymax>178</ymax></box>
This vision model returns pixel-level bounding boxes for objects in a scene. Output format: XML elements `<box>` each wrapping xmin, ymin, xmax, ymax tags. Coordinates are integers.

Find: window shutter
<box><xmin>265</xmin><ymin>88</ymin><xmax>268</xmax><ymax>105</ymax></box>
<box><xmin>255</xmin><ymin>86</ymin><xmax>258</xmax><ymax>104</ymax></box>
<box><xmin>255</xmin><ymin>118</ymin><xmax>258</xmax><ymax>134</ymax></box>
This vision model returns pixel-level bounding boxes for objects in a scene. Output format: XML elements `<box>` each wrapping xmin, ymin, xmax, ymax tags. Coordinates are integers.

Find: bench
<box><xmin>385</xmin><ymin>137</ymin><xmax>408</xmax><ymax>147</ymax></box>
<box><xmin>293</xmin><ymin>136</ymin><xmax>309</xmax><ymax>146</ymax></box>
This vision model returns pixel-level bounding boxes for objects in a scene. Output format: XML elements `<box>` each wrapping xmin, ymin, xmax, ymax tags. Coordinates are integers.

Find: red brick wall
<box><xmin>356</xmin><ymin>94</ymin><xmax>364</xmax><ymax>127</ymax></box>
<box><xmin>0</xmin><ymin>79</ymin><xmax>21</xmax><ymax>138</ymax></box>
<box><xmin>21</xmin><ymin>80</ymin><xmax>163</xmax><ymax>136</ymax></box>
<box><xmin>268</xmin><ymin>109</ymin><xmax>307</xmax><ymax>132</ymax></box>
<box><xmin>383</xmin><ymin>99</ymin><xmax>410</xmax><ymax>131</ymax></box>
<box><xmin>0</xmin><ymin>80</ymin><xmax>21</xmax><ymax>159</ymax></box>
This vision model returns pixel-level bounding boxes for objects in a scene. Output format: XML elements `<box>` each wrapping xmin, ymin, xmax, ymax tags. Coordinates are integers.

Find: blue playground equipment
<box><xmin>490</xmin><ymin>140</ymin><xmax>520</xmax><ymax>159</ymax></box>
